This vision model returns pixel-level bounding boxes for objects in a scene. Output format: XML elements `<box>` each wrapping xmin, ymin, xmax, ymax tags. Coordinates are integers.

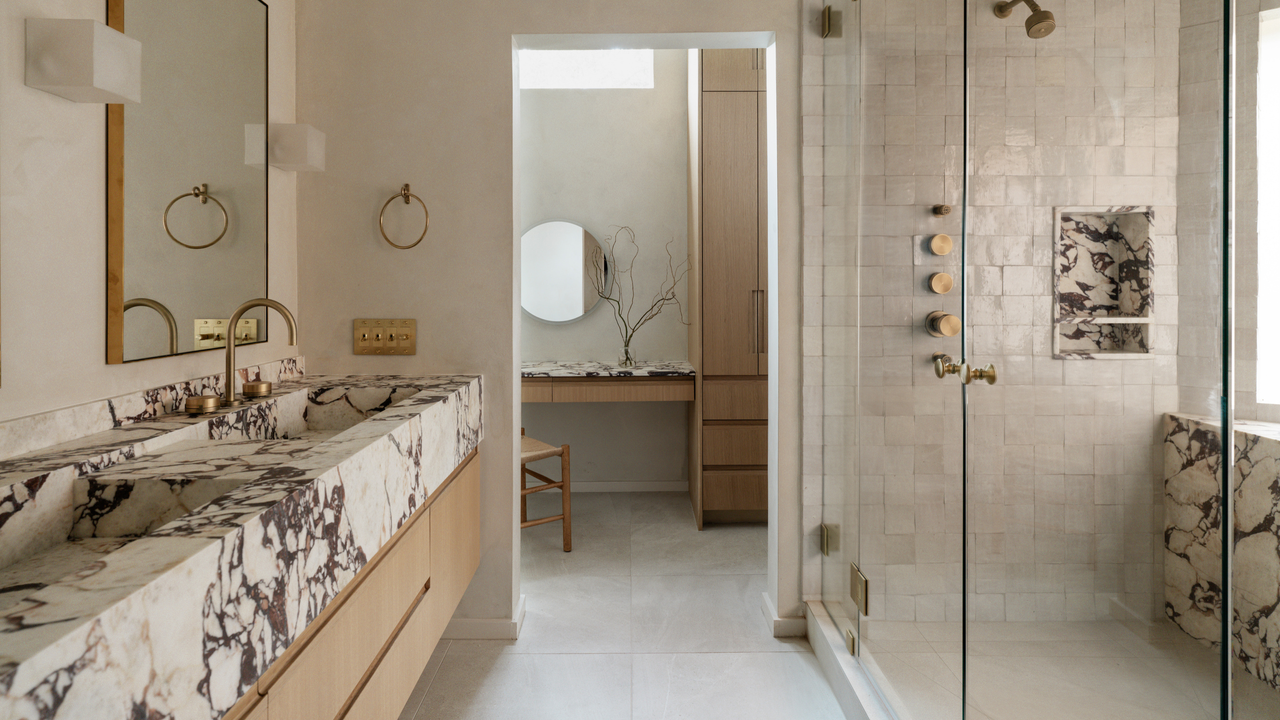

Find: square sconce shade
<box><xmin>25</xmin><ymin>19</ymin><xmax>141</xmax><ymax>104</ymax></box>
<box><xmin>245</xmin><ymin>124</ymin><xmax>327</xmax><ymax>172</ymax></box>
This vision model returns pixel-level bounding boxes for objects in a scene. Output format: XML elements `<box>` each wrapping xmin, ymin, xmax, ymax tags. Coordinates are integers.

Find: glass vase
<box><xmin>619</xmin><ymin>346</ymin><xmax>636</xmax><ymax>367</ymax></box>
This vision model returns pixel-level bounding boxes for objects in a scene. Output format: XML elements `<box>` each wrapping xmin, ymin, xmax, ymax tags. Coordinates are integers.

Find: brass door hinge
<box><xmin>845</xmin><ymin>628</ymin><xmax>858</xmax><ymax>655</ymax></box>
<box><xmin>850</xmin><ymin>562</ymin><xmax>869</xmax><ymax>616</ymax></box>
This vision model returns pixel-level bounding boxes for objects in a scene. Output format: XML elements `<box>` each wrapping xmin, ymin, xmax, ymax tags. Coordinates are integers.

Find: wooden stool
<box><xmin>520</xmin><ymin>430</ymin><xmax>571</xmax><ymax>552</ymax></box>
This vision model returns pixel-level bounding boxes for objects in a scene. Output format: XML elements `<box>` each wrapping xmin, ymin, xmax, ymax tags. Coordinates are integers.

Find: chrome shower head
<box><xmin>994</xmin><ymin>0</ymin><xmax>1056</xmax><ymax>38</ymax></box>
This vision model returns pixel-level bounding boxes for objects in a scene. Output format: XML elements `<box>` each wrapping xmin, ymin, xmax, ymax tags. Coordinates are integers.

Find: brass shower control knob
<box><xmin>926</xmin><ymin>311</ymin><xmax>960</xmax><ymax>338</ymax></box>
<box><xmin>932</xmin><ymin>204</ymin><xmax>952</xmax><ymax>217</ymax></box>
<box><xmin>929</xmin><ymin>272</ymin><xmax>954</xmax><ymax>294</ymax></box>
<box><xmin>929</xmin><ymin>234</ymin><xmax>953</xmax><ymax>255</ymax></box>
<box><xmin>966</xmin><ymin>363</ymin><xmax>998</xmax><ymax>385</ymax></box>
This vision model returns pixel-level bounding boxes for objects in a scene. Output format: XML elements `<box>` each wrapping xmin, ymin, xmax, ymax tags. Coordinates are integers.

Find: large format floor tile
<box><xmin>631</xmin><ymin>651</ymin><xmax>845</xmax><ymax>720</ymax></box>
<box><xmin>406</xmin><ymin>492</ymin><xmax>842</xmax><ymax>719</ymax></box>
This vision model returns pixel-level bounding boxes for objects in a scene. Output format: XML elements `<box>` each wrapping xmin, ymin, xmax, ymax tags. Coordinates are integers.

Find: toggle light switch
<box><xmin>354</xmin><ymin>319</ymin><xmax>416</xmax><ymax>355</ymax></box>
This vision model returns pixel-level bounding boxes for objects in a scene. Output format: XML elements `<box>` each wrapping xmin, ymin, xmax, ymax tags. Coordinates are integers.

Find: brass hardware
<box><xmin>379</xmin><ymin>184</ymin><xmax>430</xmax><ymax>250</ymax></box>
<box><xmin>929</xmin><ymin>233</ymin><xmax>953</xmax><ymax>255</ymax></box>
<box><xmin>845</xmin><ymin>628</ymin><xmax>858</xmax><ymax>655</ymax></box>
<box><xmin>932</xmin><ymin>352</ymin><xmax>963</xmax><ymax>379</ymax></box>
<box><xmin>966</xmin><ymin>363</ymin><xmax>998</xmax><ymax>385</ymax></box>
<box><xmin>850</xmin><ymin>562</ymin><xmax>869</xmax><ymax>616</ymax></box>
<box><xmin>242</xmin><ymin>381</ymin><xmax>273</xmax><ymax>399</ymax></box>
<box><xmin>185</xmin><ymin>395</ymin><xmax>221</xmax><ymax>415</ymax></box>
<box><xmin>195</xmin><ymin>319</ymin><xmax>257</xmax><ymax>349</ymax></box>
<box><xmin>163</xmin><ymin>184</ymin><xmax>229</xmax><ymax>249</ymax></box>
<box><xmin>932</xmin><ymin>204</ymin><xmax>952</xmax><ymax>217</ymax></box>
<box><xmin>929</xmin><ymin>272</ymin><xmax>954</xmax><ymax>294</ymax></box>
<box><xmin>354</xmin><ymin>318</ymin><xmax>417</xmax><ymax>355</ymax></box>
<box><xmin>821</xmin><ymin>524</ymin><xmax>840</xmax><ymax>556</ymax></box>
<box><xmin>822</xmin><ymin>5</ymin><xmax>832</xmax><ymax>37</ymax></box>
<box><xmin>926</xmin><ymin>311</ymin><xmax>960</xmax><ymax>338</ymax></box>
<box><xmin>224</xmin><ymin>299</ymin><xmax>297</xmax><ymax>406</ymax></box>
<box><xmin>123</xmin><ymin>298</ymin><xmax>177</xmax><ymax>355</ymax></box>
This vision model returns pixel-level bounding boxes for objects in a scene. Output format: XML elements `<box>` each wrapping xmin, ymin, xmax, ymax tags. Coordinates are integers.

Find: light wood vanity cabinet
<box><xmin>692</xmin><ymin>50</ymin><xmax>769</xmax><ymax>527</ymax></box>
<box><xmin>229</xmin><ymin>452</ymin><xmax>481</xmax><ymax>720</ymax></box>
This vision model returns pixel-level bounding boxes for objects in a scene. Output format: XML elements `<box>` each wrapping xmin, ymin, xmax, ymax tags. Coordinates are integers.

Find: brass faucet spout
<box><xmin>123</xmin><ymin>298</ymin><xmax>178</xmax><ymax>355</ymax></box>
<box><xmin>224</xmin><ymin>298</ymin><xmax>298</xmax><ymax>405</ymax></box>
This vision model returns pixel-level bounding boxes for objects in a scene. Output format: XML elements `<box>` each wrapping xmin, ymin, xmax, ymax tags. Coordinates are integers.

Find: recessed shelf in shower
<box><xmin>1052</xmin><ymin>206</ymin><xmax>1154</xmax><ymax>359</ymax></box>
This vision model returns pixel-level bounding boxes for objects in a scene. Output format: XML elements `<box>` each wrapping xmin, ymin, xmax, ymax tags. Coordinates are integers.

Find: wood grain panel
<box><xmin>341</xmin><ymin>586</ymin><xmax>435</xmax><ymax>720</ymax></box>
<box><xmin>702</xmin><ymin>470</ymin><xmax>767</xmax><ymax>511</ymax></box>
<box><xmin>522</xmin><ymin>380</ymin><xmax>553</xmax><ymax>403</ymax></box>
<box><xmin>552</xmin><ymin>378</ymin><xmax>693</xmax><ymax>403</ymax></box>
<box><xmin>702</xmin><ymin>378</ymin><xmax>767</xmax><ymax>420</ymax></box>
<box><xmin>701</xmin><ymin>91</ymin><xmax>759</xmax><ymax>376</ymax></box>
<box><xmin>756</xmin><ymin>88</ymin><xmax>769</xmax><ymax>375</ymax></box>
<box><xmin>425</xmin><ymin>457</ymin><xmax>482</xmax><ymax>637</ymax></box>
<box><xmin>702</xmin><ymin>424</ymin><xmax>767</xmax><ymax>466</ymax></box>
<box><xmin>701</xmin><ymin>49</ymin><xmax>762</xmax><ymax>91</ymax></box>
<box><xmin>266</xmin><ymin>497</ymin><xmax>431</xmax><ymax>720</ymax></box>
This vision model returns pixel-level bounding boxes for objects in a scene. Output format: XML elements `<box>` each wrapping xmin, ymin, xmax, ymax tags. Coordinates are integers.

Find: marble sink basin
<box><xmin>67</xmin><ymin>383</ymin><xmax>427</xmax><ymax>538</ymax></box>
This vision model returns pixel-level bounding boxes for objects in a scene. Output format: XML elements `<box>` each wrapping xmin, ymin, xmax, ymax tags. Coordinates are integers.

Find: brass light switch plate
<box><xmin>850</xmin><ymin>562</ymin><xmax>869</xmax><ymax>617</ymax></box>
<box><xmin>354</xmin><ymin>319</ymin><xmax>416</xmax><ymax>355</ymax></box>
<box><xmin>195</xmin><ymin>318</ymin><xmax>257</xmax><ymax>349</ymax></box>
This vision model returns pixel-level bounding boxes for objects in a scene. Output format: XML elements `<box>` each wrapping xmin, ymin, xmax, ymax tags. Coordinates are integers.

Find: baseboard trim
<box><xmin>574</xmin><ymin>482</ymin><xmax>688</xmax><ymax>493</ymax></box>
<box><xmin>443</xmin><ymin>594</ymin><xmax>526</xmax><ymax>640</ymax></box>
<box><xmin>760</xmin><ymin>592</ymin><xmax>807</xmax><ymax>637</ymax></box>
<box><xmin>806</xmin><ymin>601</ymin><xmax>895</xmax><ymax>720</ymax></box>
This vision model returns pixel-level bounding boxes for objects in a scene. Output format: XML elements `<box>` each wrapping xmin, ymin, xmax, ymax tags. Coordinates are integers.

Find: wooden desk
<box><xmin>521</xmin><ymin>361</ymin><xmax>695</xmax><ymax>403</ymax></box>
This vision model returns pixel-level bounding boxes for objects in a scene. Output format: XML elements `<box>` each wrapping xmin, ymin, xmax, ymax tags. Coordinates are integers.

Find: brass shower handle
<box><xmin>965</xmin><ymin>363</ymin><xmax>998</xmax><ymax>385</ymax></box>
<box><xmin>932</xmin><ymin>353</ymin><xmax>963</xmax><ymax>379</ymax></box>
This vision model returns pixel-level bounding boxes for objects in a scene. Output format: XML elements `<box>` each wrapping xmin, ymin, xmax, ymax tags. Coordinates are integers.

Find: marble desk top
<box><xmin>0</xmin><ymin>372</ymin><xmax>483</xmax><ymax>720</ymax></box>
<box><xmin>521</xmin><ymin>360</ymin><xmax>695</xmax><ymax>378</ymax></box>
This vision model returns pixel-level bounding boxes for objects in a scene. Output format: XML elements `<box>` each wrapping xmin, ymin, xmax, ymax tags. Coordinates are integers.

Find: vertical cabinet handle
<box><xmin>749</xmin><ymin>290</ymin><xmax>758</xmax><ymax>354</ymax></box>
<box><xmin>757</xmin><ymin>289</ymin><xmax>766</xmax><ymax>356</ymax></box>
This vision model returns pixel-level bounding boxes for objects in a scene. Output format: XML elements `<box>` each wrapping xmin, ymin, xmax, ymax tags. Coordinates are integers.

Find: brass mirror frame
<box><xmin>105</xmin><ymin>0</ymin><xmax>270</xmax><ymax>364</ymax></box>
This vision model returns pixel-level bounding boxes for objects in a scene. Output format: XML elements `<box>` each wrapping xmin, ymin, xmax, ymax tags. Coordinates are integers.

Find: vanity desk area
<box><xmin>520</xmin><ymin>361</ymin><xmax>695</xmax><ymax>403</ymax></box>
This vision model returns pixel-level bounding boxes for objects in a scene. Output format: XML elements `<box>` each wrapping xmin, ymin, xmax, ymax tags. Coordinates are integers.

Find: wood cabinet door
<box><xmin>702</xmin><ymin>49</ymin><xmax>765</xmax><ymax>91</ymax></box>
<box><xmin>702</xmin><ymin>91</ymin><xmax>760</xmax><ymax>376</ymax></box>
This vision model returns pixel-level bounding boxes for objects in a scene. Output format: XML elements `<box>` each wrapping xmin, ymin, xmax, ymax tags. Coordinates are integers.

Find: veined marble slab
<box><xmin>1163</xmin><ymin>412</ymin><xmax>1280</xmax><ymax>691</ymax></box>
<box><xmin>0</xmin><ymin>372</ymin><xmax>483</xmax><ymax>720</ymax></box>
<box><xmin>521</xmin><ymin>360</ymin><xmax>695</xmax><ymax>377</ymax></box>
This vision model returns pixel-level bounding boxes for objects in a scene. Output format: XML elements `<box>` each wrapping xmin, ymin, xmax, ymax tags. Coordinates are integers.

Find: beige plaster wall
<box><xmin>0</xmin><ymin>0</ymin><xmax>298</xmax><ymax>423</ymax></box>
<box><xmin>295</xmin><ymin>2</ymin><xmax>807</xmax><ymax>625</ymax></box>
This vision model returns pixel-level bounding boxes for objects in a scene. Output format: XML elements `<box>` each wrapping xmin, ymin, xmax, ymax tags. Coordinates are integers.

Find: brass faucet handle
<box><xmin>965</xmin><ymin>363</ymin><xmax>998</xmax><ymax>385</ymax></box>
<box><xmin>932</xmin><ymin>352</ymin><xmax>963</xmax><ymax>379</ymax></box>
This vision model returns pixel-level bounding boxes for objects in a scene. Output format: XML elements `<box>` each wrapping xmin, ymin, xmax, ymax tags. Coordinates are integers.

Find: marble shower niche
<box><xmin>1053</xmin><ymin>206</ymin><xmax>1154</xmax><ymax>359</ymax></box>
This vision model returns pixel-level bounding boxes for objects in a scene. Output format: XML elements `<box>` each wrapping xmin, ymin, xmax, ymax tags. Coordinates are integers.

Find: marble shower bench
<box><xmin>1163</xmin><ymin>413</ymin><xmax>1280</xmax><ymax>690</ymax></box>
<box><xmin>0</xmin><ymin>359</ymin><xmax>483</xmax><ymax>720</ymax></box>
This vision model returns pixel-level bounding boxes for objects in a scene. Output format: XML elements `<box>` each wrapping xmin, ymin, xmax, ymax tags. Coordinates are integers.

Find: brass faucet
<box><xmin>123</xmin><ymin>298</ymin><xmax>178</xmax><ymax>355</ymax></box>
<box><xmin>224</xmin><ymin>298</ymin><xmax>297</xmax><ymax>406</ymax></box>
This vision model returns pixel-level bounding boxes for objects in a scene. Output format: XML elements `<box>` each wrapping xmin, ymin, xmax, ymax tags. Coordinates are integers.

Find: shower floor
<box><xmin>859</xmin><ymin>619</ymin><xmax>1233</xmax><ymax>719</ymax></box>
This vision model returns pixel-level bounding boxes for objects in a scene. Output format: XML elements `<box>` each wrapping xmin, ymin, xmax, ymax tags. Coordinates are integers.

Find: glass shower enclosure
<box><xmin>816</xmin><ymin>0</ymin><xmax>1279</xmax><ymax>714</ymax></box>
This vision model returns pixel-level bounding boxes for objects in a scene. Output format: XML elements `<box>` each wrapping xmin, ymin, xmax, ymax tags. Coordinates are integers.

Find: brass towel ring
<box><xmin>163</xmin><ymin>184</ymin><xmax>229</xmax><ymax>249</ymax></box>
<box><xmin>379</xmin><ymin>184</ymin><xmax>429</xmax><ymax>250</ymax></box>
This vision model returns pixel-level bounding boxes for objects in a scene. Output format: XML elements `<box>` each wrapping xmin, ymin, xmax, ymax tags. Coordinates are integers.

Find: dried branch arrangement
<box><xmin>590</xmin><ymin>226</ymin><xmax>689</xmax><ymax>366</ymax></box>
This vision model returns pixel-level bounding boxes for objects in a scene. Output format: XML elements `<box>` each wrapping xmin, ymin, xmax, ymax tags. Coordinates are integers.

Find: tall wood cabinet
<box><xmin>691</xmin><ymin>49</ymin><xmax>768</xmax><ymax>528</ymax></box>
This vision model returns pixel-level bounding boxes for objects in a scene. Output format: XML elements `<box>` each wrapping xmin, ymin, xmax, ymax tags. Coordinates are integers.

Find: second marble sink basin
<box><xmin>67</xmin><ymin>381</ymin><xmax>426</xmax><ymax>538</ymax></box>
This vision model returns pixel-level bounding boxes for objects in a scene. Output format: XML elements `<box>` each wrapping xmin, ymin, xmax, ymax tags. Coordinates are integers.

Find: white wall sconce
<box><xmin>245</xmin><ymin>124</ymin><xmax>327</xmax><ymax>172</ymax></box>
<box><xmin>25</xmin><ymin>19</ymin><xmax>141</xmax><ymax>104</ymax></box>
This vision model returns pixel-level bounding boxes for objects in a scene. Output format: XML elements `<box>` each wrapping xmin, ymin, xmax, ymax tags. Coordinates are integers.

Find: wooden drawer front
<box><xmin>553</xmin><ymin>379</ymin><xmax>694</xmax><ymax>403</ymax></box>
<box><xmin>268</xmin><ymin>505</ymin><xmax>431</xmax><ymax>720</ymax></box>
<box><xmin>702</xmin><ymin>424</ymin><xmax>767</xmax><ymax>466</ymax></box>
<box><xmin>703</xmin><ymin>379</ymin><xmax>766</xmax><ymax>420</ymax></box>
<box><xmin>522</xmin><ymin>380</ymin><xmax>553</xmax><ymax>403</ymax></box>
<box><xmin>343</xmin><ymin>586</ymin><xmax>439</xmax><ymax>720</ymax></box>
<box><xmin>427</xmin><ymin>457</ymin><xmax>483</xmax><ymax>635</ymax></box>
<box><xmin>703</xmin><ymin>471</ymin><xmax>767</xmax><ymax>511</ymax></box>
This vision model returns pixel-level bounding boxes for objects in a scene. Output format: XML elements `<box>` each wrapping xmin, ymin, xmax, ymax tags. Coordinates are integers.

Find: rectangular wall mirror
<box><xmin>106</xmin><ymin>0</ymin><xmax>268</xmax><ymax>364</ymax></box>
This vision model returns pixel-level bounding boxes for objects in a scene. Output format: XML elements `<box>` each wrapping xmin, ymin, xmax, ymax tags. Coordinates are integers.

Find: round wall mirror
<box><xmin>521</xmin><ymin>221</ymin><xmax>610</xmax><ymax>323</ymax></box>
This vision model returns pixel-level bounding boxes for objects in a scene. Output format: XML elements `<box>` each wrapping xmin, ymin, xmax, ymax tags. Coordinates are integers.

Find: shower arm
<box><xmin>994</xmin><ymin>0</ymin><xmax>1043</xmax><ymax>17</ymax></box>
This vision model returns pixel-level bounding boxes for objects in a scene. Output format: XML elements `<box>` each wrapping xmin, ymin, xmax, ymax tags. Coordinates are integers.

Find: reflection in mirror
<box><xmin>106</xmin><ymin>0</ymin><xmax>268</xmax><ymax>363</ymax></box>
<box><xmin>521</xmin><ymin>221</ymin><xmax>610</xmax><ymax>323</ymax></box>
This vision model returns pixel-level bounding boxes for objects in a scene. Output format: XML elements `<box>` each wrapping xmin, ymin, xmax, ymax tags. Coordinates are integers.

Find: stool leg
<box><xmin>520</xmin><ymin>463</ymin><xmax>528</xmax><ymax>524</ymax></box>
<box><xmin>561</xmin><ymin>445</ymin><xmax>571</xmax><ymax>552</ymax></box>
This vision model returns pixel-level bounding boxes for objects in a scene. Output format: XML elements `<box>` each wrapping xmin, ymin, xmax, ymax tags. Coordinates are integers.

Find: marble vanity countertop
<box><xmin>521</xmin><ymin>360</ymin><xmax>695</xmax><ymax>377</ymax></box>
<box><xmin>0</xmin><ymin>371</ymin><xmax>483</xmax><ymax>720</ymax></box>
